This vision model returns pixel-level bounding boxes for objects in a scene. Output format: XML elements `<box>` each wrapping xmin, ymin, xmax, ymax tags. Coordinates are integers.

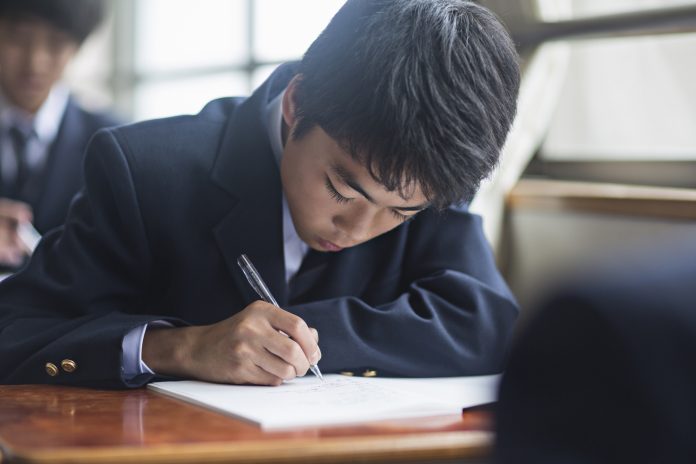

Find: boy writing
<box><xmin>0</xmin><ymin>0</ymin><xmax>520</xmax><ymax>388</ymax></box>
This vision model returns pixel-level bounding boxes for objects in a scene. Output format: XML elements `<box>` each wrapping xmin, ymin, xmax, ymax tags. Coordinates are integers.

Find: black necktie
<box><xmin>6</xmin><ymin>125</ymin><xmax>32</xmax><ymax>199</ymax></box>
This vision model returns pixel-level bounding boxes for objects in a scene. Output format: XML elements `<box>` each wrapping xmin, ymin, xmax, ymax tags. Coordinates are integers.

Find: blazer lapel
<box><xmin>210</xmin><ymin>70</ymin><xmax>294</xmax><ymax>307</ymax></box>
<box><xmin>213</xmin><ymin>198</ymin><xmax>286</xmax><ymax>307</ymax></box>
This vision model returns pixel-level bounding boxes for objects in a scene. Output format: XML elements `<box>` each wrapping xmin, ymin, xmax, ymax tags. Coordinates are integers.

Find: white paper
<box><xmin>17</xmin><ymin>222</ymin><xmax>41</xmax><ymax>253</ymax></box>
<box><xmin>148</xmin><ymin>374</ymin><xmax>499</xmax><ymax>430</ymax></box>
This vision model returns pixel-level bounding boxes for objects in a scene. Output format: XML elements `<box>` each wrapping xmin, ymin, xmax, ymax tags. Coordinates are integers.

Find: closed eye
<box><xmin>390</xmin><ymin>209</ymin><xmax>414</xmax><ymax>223</ymax></box>
<box><xmin>327</xmin><ymin>175</ymin><xmax>418</xmax><ymax>222</ymax></box>
<box><xmin>325</xmin><ymin>176</ymin><xmax>353</xmax><ymax>204</ymax></box>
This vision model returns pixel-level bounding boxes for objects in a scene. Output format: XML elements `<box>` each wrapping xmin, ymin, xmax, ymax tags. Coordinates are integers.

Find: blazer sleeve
<box><xmin>0</xmin><ymin>129</ymin><xmax>182</xmax><ymax>388</ymax></box>
<box><xmin>288</xmin><ymin>206</ymin><xmax>520</xmax><ymax>377</ymax></box>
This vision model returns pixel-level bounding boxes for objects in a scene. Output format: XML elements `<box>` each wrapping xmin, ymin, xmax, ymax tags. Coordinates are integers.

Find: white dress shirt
<box><xmin>122</xmin><ymin>87</ymin><xmax>310</xmax><ymax>383</ymax></box>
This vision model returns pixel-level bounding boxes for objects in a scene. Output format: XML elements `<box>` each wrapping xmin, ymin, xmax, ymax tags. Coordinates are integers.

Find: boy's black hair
<box><xmin>0</xmin><ymin>0</ymin><xmax>105</xmax><ymax>44</ymax></box>
<box><xmin>294</xmin><ymin>0</ymin><xmax>520</xmax><ymax>208</ymax></box>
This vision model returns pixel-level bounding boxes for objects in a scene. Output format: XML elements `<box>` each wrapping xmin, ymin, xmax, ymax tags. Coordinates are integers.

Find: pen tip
<box><xmin>310</xmin><ymin>365</ymin><xmax>324</xmax><ymax>382</ymax></box>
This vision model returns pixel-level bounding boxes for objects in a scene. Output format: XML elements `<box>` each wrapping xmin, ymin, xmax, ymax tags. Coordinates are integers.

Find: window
<box><xmin>539</xmin><ymin>0</ymin><xmax>696</xmax><ymax>20</ymax></box>
<box><xmin>122</xmin><ymin>0</ymin><xmax>346</xmax><ymax>121</ymax></box>
<box><xmin>541</xmin><ymin>33</ymin><xmax>696</xmax><ymax>161</ymax></box>
<box><xmin>537</xmin><ymin>0</ymin><xmax>696</xmax><ymax>161</ymax></box>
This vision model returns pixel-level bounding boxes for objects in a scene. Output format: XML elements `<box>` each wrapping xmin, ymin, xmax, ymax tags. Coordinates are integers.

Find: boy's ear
<box><xmin>282</xmin><ymin>74</ymin><xmax>302</xmax><ymax>130</ymax></box>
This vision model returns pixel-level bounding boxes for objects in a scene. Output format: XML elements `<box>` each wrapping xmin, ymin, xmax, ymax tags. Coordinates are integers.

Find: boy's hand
<box><xmin>0</xmin><ymin>198</ymin><xmax>33</xmax><ymax>266</ymax></box>
<box><xmin>143</xmin><ymin>301</ymin><xmax>321</xmax><ymax>386</ymax></box>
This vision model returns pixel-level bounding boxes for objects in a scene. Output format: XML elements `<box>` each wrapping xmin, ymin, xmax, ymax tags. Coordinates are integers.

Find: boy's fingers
<box><xmin>264</xmin><ymin>333</ymin><xmax>309</xmax><ymax>377</ymax></box>
<box><xmin>269</xmin><ymin>311</ymin><xmax>320</xmax><ymax>365</ymax></box>
<box><xmin>254</xmin><ymin>346</ymin><xmax>302</xmax><ymax>381</ymax></box>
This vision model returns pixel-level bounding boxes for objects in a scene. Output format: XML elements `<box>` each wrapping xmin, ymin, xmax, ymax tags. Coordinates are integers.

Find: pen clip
<box><xmin>237</xmin><ymin>254</ymin><xmax>279</xmax><ymax>307</ymax></box>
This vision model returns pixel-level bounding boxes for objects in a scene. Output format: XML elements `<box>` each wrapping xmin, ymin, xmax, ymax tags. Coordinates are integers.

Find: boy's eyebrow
<box><xmin>330</xmin><ymin>163</ymin><xmax>429</xmax><ymax>211</ymax></box>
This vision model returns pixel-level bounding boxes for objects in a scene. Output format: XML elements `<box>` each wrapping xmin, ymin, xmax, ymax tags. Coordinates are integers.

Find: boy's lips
<box><xmin>317</xmin><ymin>237</ymin><xmax>344</xmax><ymax>252</ymax></box>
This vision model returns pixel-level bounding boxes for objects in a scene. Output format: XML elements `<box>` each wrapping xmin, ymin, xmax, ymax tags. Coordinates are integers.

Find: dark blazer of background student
<box><xmin>19</xmin><ymin>98</ymin><xmax>119</xmax><ymax>233</ymax></box>
<box><xmin>495</xmin><ymin>245</ymin><xmax>696</xmax><ymax>464</ymax></box>
<box><xmin>0</xmin><ymin>0</ymin><xmax>119</xmax><ymax>269</ymax></box>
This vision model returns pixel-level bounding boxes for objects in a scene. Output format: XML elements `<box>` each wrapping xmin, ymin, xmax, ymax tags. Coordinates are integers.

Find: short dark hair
<box><xmin>294</xmin><ymin>0</ymin><xmax>520</xmax><ymax>208</ymax></box>
<box><xmin>0</xmin><ymin>0</ymin><xmax>106</xmax><ymax>44</ymax></box>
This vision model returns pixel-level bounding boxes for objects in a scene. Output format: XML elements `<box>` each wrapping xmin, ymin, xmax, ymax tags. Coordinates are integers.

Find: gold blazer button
<box><xmin>61</xmin><ymin>359</ymin><xmax>77</xmax><ymax>373</ymax></box>
<box><xmin>362</xmin><ymin>369</ymin><xmax>377</xmax><ymax>377</ymax></box>
<box><xmin>45</xmin><ymin>362</ymin><xmax>59</xmax><ymax>377</ymax></box>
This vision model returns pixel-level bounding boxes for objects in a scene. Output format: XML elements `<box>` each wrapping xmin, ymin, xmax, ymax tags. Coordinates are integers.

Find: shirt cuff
<box><xmin>121</xmin><ymin>320</ymin><xmax>173</xmax><ymax>383</ymax></box>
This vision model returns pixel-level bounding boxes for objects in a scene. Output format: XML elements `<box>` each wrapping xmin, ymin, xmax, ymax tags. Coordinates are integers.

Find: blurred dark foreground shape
<box><xmin>495</xmin><ymin>244</ymin><xmax>696</xmax><ymax>464</ymax></box>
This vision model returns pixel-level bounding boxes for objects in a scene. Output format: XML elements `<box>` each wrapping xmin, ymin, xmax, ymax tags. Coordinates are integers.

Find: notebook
<box><xmin>148</xmin><ymin>373</ymin><xmax>499</xmax><ymax>429</ymax></box>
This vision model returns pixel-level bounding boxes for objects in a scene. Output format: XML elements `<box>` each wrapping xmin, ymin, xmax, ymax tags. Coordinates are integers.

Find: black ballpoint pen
<box><xmin>237</xmin><ymin>253</ymin><xmax>324</xmax><ymax>381</ymax></box>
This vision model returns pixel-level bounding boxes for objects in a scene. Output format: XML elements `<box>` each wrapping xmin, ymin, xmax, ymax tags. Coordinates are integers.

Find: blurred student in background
<box><xmin>0</xmin><ymin>0</ymin><xmax>120</xmax><ymax>269</ymax></box>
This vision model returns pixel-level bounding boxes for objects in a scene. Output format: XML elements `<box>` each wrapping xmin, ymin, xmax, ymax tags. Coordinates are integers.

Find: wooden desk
<box><xmin>508</xmin><ymin>179</ymin><xmax>696</xmax><ymax>220</ymax></box>
<box><xmin>0</xmin><ymin>385</ymin><xmax>492</xmax><ymax>464</ymax></box>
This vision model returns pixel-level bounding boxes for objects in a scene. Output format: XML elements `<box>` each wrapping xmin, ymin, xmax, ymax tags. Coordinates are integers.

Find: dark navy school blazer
<box><xmin>0</xmin><ymin>64</ymin><xmax>519</xmax><ymax>388</ymax></box>
<box><xmin>9</xmin><ymin>98</ymin><xmax>120</xmax><ymax>233</ymax></box>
